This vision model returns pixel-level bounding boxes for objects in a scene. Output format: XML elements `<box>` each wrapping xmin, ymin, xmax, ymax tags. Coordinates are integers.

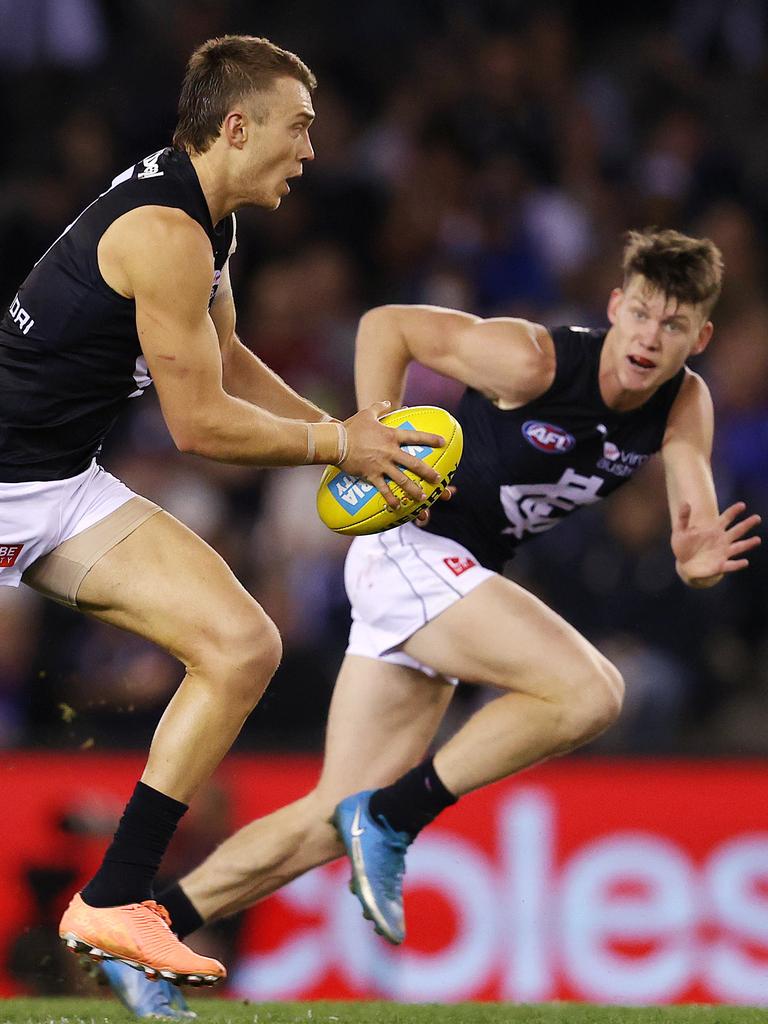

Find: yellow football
<box><xmin>316</xmin><ymin>405</ymin><xmax>463</xmax><ymax>537</ymax></box>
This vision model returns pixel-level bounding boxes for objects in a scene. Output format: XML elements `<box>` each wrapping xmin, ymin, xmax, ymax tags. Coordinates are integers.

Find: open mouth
<box><xmin>627</xmin><ymin>355</ymin><xmax>656</xmax><ymax>371</ymax></box>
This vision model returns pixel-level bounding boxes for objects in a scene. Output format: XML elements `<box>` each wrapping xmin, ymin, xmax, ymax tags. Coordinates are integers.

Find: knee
<box><xmin>193</xmin><ymin>607</ymin><xmax>283</xmax><ymax>704</ymax></box>
<box><xmin>558</xmin><ymin>655</ymin><xmax>624</xmax><ymax>748</ymax></box>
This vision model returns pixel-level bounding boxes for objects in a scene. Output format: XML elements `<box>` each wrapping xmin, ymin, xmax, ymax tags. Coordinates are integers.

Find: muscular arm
<box><xmin>211</xmin><ymin>264</ymin><xmax>331</xmax><ymax>423</ymax></box>
<box><xmin>662</xmin><ymin>370</ymin><xmax>760</xmax><ymax>586</ymax></box>
<box><xmin>354</xmin><ymin>304</ymin><xmax>555</xmax><ymax>410</ymax></box>
<box><xmin>96</xmin><ymin>207</ymin><xmax>444</xmax><ymax>503</ymax></box>
<box><xmin>102</xmin><ymin>206</ymin><xmax>323</xmax><ymax>465</ymax></box>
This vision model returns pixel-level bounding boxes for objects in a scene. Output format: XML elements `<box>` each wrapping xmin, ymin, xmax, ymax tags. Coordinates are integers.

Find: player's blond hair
<box><xmin>622</xmin><ymin>228</ymin><xmax>724</xmax><ymax>317</ymax></box>
<box><xmin>173</xmin><ymin>35</ymin><xmax>316</xmax><ymax>154</ymax></box>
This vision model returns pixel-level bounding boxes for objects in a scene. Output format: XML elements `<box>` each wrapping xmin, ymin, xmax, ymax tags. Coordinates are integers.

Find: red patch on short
<box><xmin>443</xmin><ymin>555</ymin><xmax>476</xmax><ymax>577</ymax></box>
<box><xmin>0</xmin><ymin>544</ymin><xmax>23</xmax><ymax>568</ymax></box>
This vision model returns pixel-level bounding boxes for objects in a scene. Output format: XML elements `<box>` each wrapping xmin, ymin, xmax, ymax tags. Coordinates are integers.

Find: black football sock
<box><xmin>81</xmin><ymin>781</ymin><xmax>188</xmax><ymax>908</ymax></box>
<box><xmin>155</xmin><ymin>881</ymin><xmax>205</xmax><ymax>939</ymax></box>
<box><xmin>367</xmin><ymin>757</ymin><xmax>458</xmax><ymax>840</ymax></box>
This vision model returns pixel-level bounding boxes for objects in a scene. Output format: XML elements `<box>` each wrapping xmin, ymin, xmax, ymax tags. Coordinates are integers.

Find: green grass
<box><xmin>0</xmin><ymin>1000</ymin><xmax>766</xmax><ymax>1024</ymax></box>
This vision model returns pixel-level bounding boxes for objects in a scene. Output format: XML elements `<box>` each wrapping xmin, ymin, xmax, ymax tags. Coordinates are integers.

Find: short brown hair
<box><xmin>622</xmin><ymin>228</ymin><xmax>724</xmax><ymax>317</ymax></box>
<box><xmin>173</xmin><ymin>35</ymin><xmax>317</xmax><ymax>154</ymax></box>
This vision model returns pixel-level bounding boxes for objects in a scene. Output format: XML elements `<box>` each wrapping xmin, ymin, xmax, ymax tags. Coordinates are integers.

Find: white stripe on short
<box><xmin>344</xmin><ymin>522</ymin><xmax>494</xmax><ymax>679</ymax></box>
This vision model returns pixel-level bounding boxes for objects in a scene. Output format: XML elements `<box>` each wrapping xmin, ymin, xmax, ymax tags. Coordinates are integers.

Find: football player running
<box><xmin>0</xmin><ymin>34</ymin><xmax>445</xmax><ymax>1006</ymax></box>
<box><xmin>99</xmin><ymin>229</ymin><xmax>760</xmax><ymax>1018</ymax></box>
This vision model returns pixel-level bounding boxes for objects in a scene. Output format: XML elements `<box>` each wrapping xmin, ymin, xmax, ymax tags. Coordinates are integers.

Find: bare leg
<box><xmin>401</xmin><ymin>574</ymin><xmax>625</xmax><ymax>796</ymax></box>
<box><xmin>182</xmin><ymin>655</ymin><xmax>454</xmax><ymax>921</ymax></box>
<box><xmin>73</xmin><ymin>511</ymin><xmax>283</xmax><ymax>802</ymax></box>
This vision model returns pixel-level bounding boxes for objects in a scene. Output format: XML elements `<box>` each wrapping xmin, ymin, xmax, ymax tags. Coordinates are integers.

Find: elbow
<box><xmin>167</xmin><ymin>416</ymin><xmax>212</xmax><ymax>457</ymax></box>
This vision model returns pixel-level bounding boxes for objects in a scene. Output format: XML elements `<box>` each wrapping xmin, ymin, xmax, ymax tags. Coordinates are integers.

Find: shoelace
<box><xmin>139</xmin><ymin>900</ymin><xmax>173</xmax><ymax>930</ymax></box>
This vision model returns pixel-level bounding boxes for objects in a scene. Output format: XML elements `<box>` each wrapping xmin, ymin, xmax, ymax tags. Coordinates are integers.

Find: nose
<box><xmin>301</xmin><ymin>133</ymin><xmax>315</xmax><ymax>162</ymax></box>
<box><xmin>637</xmin><ymin>322</ymin><xmax>662</xmax><ymax>350</ymax></box>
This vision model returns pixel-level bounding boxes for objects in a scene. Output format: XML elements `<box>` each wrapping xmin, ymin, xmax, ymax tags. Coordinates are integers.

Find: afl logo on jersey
<box><xmin>522</xmin><ymin>420</ymin><xmax>576</xmax><ymax>454</ymax></box>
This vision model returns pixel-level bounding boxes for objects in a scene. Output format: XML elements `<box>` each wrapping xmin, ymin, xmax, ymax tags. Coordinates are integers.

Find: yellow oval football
<box><xmin>316</xmin><ymin>405</ymin><xmax>463</xmax><ymax>537</ymax></box>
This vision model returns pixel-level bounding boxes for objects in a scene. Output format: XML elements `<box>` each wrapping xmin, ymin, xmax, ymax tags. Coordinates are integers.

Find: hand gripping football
<box><xmin>316</xmin><ymin>405</ymin><xmax>463</xmax><ymax>536</ymax></box>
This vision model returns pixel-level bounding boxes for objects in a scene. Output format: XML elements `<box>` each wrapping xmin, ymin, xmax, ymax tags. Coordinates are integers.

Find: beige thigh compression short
<box><xmin>22</xmin><ymin>496</ymin><xmax>160</xmax><ymax>608</ymax></box>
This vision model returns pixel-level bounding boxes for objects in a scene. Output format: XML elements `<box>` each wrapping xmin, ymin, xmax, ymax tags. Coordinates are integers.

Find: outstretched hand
<box><xmin>672</xmin><ymin>500</ymin><xmax>761</xmax><ymax>587</ymax></box>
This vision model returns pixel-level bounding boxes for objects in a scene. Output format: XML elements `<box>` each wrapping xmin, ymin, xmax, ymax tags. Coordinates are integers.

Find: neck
<box><xmin>188</xmin><ymin>148</ymin><xmax>233</xmax><ymax>225</ymax></box>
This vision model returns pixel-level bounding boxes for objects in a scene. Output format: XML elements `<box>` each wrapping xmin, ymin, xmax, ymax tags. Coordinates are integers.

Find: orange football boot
<box><xmin>59</xmin><ymin>893</ymin><xmax>226</xmax><ymax>986</ymax></box>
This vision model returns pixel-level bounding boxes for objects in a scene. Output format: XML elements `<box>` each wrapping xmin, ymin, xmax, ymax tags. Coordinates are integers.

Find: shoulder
<box><xmin>105</xmin><ymin>205</ymin><xmax>211</xmax><ymax>255</ymax></box>
<box><xmin>663</xmin><ymin>368</ymin><xmax>714</xmax><ymax>446</ymax></box>
<box><xmin>670</xmin><ymin>367</ymin><xmax>713</xmax><ymax>418</ymax></box>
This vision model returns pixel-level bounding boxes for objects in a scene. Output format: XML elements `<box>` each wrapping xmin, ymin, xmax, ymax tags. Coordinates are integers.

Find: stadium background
<box><xmin>0</xmin><ymin>0</ymin><xmax>766</xmax><ymax>1007</ymax></box>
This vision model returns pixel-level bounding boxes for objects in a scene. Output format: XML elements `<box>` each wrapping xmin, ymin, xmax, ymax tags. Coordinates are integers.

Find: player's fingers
<box><xmin>370</xmin><ymin>474</ymin><xmax>400</xmax><ymax>509</ymax></box>
<box><xmin>396</xmin><ymin>429</ymin><xmax>445</xmax><ymax>449</ymax></box>
<box><xmin>367</xmin><ymin>401</ymin><xmax>392</xmax><ymax>418</ymax></box>
<box><xmin>729</xmin><ymin>537</ymin><xmax>761</xmax><ymax>556</ymax></box>
<box><xmin>726</xmin><ymin>513</ymin><xmax>762</xmax><ymax>539</ymax></box>
<box><xmin>396</xmin><ymin>450</ymin><xmax>440</xmax><ymax>484</ymax></box>
<box><xmin>437</xmin><ymin>485</ymin><xmax>454</xmax><ymax>502</ymax></box>
<box><xmin>722</xmin><ymin>558</ymin><xmax>751</xmax><ymax>573</ymax></box>
<box><xmin>719</xmin><ymin>501</ymin><xmax>747</xmax><ymax>526</ymax></box>
<box><xmin>387</xmin><ymin>466</ymin><xmax>426</xmax><ymax>503</ymax></box>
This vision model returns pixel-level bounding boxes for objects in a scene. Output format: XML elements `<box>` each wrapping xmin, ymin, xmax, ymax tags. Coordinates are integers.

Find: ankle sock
<box><xmin>368</xmin><ymin>757</ymin><xmax>457</xmax><ymax>839</ymax></box>
<box><xmin>81</xmin><ymin>781</ymin><xmax>187</xmax><ymax>908</ymax></box>
<box><xmin>155</xmin><ymin>881</ymin><xmax>205</xmax><ymax>938</ymax></box>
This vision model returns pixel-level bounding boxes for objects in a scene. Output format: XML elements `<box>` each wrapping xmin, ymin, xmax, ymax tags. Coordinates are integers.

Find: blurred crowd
<box><xmin>0</xmin><ymin>0</ymin><xmax>765</xmax><ymax>755</ymax></box>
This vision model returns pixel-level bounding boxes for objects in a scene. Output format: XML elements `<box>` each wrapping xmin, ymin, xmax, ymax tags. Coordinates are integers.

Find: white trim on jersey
<box><xmin>128</xmin><ymin>354</ymin><xmax>153</xmax><ymax>399</ymax></box>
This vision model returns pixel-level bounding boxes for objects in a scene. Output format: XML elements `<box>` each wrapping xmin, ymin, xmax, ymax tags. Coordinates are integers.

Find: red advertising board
<box><xmin>1</xmin><ymin>753</ymin><xmax>766</xmax><ymax>1005</ymax></box>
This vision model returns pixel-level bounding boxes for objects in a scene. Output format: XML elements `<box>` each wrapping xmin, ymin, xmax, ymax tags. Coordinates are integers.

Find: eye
<box><xmin>632</xmin><ymin>308</ymin><xmax>647</xmax><ymax>320</ymax></box>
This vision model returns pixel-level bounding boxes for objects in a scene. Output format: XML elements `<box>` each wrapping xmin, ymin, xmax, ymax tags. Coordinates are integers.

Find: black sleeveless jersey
<box><xmin>424</xmin><ymin>326</ymin><xmax>685</xmax><ymax>572</ymax></box>
<box><xmin>0</xmin><ymin>148</ymin><xmax>235</xmax><ymax>482</ymax></box>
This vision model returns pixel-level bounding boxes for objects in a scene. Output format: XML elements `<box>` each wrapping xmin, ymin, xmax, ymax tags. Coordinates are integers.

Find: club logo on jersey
<box><xmin>327</xmin><ymin>474</ymin><xmax>379</xmax><ymax>514</ymax></box>
<box><xmin>443</xmin><ymin>555</ymin><xmax>476</xmax><ymax>577</ymax></box>
<box><xmin>500</xmin><ymin>468</ymin><xmax>604</xmax><ymax>539</ymax></box>
<box><xmin>522</xmin><ymin>420</ymin><xmax>575</xmax><ymax>454</ymax></box>
<box><xmin>0</xmin><ymin>544</ymin><xmax>24</xmax><ymax>568</ymax></box>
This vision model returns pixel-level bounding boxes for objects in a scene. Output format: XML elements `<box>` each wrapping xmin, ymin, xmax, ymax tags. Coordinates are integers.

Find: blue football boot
<box><xmin>333</xmin><ymin>790</ymin><xmax>411</xmax><ymax>944</ymax></box>
<box><xmin>99</xmin><ymin>959</ymin><xmax>196</xmax><ymax>1020</ymax></box>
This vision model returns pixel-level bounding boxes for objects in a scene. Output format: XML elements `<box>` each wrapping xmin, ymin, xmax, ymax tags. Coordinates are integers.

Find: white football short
<box><xmin>0</xmin><ymin>460</ymin><xmax>154</xmax><ymax>594</ymax></box>
<box><xmin>345</xmin><ymin>521</ymin><xmax>495</xmax><ymax>680</ymax></box>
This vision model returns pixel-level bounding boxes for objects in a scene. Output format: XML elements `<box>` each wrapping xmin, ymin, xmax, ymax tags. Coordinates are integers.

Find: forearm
<box><xmin>176</xmin><ymin>393</ymin><xmax>342</xmax><ymax>467</ymax></box>
<box><xmin>354</xmin><ymin>307</ymin><xmax>412</xmax><ymax>410</ymax></box>
<box><xmin>222</xmin><ymin>335</ymin><xmax>332</xmax><ymax>422</ymax></box>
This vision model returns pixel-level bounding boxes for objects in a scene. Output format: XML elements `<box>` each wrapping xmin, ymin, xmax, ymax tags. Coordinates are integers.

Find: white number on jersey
<box><xmin>500</xmin><ymin>467</ymin><xmax>604</xmax><ymax>539</ymax></box>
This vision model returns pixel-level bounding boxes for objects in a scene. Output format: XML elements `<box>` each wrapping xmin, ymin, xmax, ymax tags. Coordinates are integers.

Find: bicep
<box><xmin>394</xmin><ymin>305</ymin><xmax>554</xmax><ymax>403</ymax></box>
<box><xmin>126</xmin><ymin>216</ymin><xmax>225</xmax><ymax>433</ymax></box>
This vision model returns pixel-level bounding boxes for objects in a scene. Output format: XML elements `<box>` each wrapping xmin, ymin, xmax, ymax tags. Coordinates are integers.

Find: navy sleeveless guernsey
<box><xmin>0</xmin><ymin>148</ymin><xmax>235</xmax><ymax>482</ymax></box>
<box><xmin>424</xmin><ymin>326</ymin><xmax>685</xmax><ymax>572</ymax></box>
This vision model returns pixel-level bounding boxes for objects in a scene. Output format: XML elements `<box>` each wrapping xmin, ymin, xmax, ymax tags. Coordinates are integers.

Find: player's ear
<box><xmin>606</xmin><ymin>288</ymin><xmax>623</xmax><ymax>325</ymax></box>
<box><xmin>691</xmin><ymin>319</ymin><xmax>714</xmax><ymax>356</ymax></box>
<box><xmin>222</xmin><ymin>109</ymin><xmax>247</xmax><ymax>149</ymax></box>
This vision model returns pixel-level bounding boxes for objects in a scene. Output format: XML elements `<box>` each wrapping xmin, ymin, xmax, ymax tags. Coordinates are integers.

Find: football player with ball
<box><xmin>104</xmin><ymin>229</ymin><xmax>760</xmax><ymax>1019</ymax></box>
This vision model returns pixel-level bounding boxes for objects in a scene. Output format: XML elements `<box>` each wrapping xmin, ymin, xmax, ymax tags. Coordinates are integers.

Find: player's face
<box><xmin>605</xmin><ymin>276</ymin><xmax>713</xmax><ymax>397</ymax></box>
<box><xmin>240</xmin><ymin>77</ymin><xmax>315</xmax><ymax>209</ymax></box>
